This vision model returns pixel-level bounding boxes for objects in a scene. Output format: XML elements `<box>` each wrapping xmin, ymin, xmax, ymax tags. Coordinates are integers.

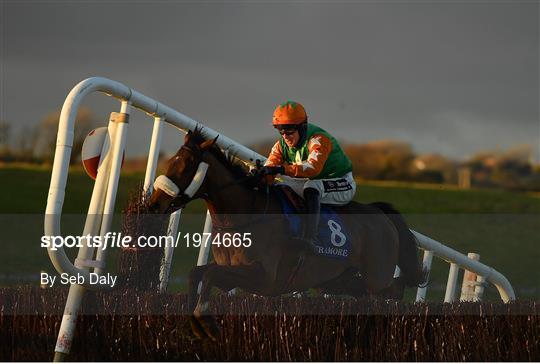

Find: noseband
<box><xmin>153</xmin><ymin>146</ymin><xmax>209</xmax><ymax>200</ymax></box>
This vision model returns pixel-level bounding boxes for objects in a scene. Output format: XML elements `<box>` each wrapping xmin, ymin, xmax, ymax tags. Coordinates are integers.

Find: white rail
<box><xmin>412</xmin><ymin>231</ymin><xmax>515</xmax><ymax>303</ymax></box>
<box><xmin>46</xmin><ymin>76</ymin><xmax>516</xmax><ymax>300</ymax></box>
<box><xmin>45</xmin><ymin>77</ymin><xmax>264</xmax><ymax>286</ymax></box>
<box><xmin>46</xmin><ymin>77</ymin><xmax>264</xmax><ymax>360</ymax></box>
<box><xmin>46</xmin><ymin>76</ymin><xmax>515</xmax><ymax>360</ymax></box>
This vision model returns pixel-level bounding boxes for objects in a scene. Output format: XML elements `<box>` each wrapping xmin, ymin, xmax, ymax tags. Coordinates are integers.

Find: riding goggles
<box><xmin>274</xmin><ymin>125</ymin><xmax>299</xmax><ymax>136</ymax></box>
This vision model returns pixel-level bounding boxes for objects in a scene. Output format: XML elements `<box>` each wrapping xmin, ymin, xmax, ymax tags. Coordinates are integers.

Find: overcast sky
<box><xmin>1</xmin><ymin>1</ymin><xmax>538</xmax><ymax>161</ymax></box>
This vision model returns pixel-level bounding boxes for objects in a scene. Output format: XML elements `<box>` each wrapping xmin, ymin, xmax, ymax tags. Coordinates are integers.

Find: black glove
<box><xmin>260</xmin><ymin>165</ymin><xmax>285</xmax><ymax>175</ymax></box>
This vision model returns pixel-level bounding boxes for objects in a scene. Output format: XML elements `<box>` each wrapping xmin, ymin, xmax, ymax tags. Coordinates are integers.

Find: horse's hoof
<box><xmin>196</xmin><ymin>315</ymin><xmax>220</xmax><ymax>342</ymax></box>
<box><xmin>189</xmin><ymin>316</ymin><xmax>208</xmax><ymax>340</ymax></box>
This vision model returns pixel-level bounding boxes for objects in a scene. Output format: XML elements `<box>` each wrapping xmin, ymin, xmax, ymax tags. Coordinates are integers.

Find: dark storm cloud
<box><xmin>1</xmin><ymin>1</ymin><xmax>538</xmax><ymax>161</ymax></box>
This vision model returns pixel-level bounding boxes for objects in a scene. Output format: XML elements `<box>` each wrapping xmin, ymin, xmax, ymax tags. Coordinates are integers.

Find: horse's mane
<box><xmin>189</xmin><ymin>127</ymin><xmax>251</xmax><ymax>182</ymax></box>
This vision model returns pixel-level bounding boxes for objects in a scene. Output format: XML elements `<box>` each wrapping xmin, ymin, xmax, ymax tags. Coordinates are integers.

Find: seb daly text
<box><xmin>41</xmin><ymin>272</ymin><xmax>117</xmax><ymax>288</ymax></box>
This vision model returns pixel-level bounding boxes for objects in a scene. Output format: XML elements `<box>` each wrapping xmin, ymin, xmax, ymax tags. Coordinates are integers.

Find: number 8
<box><xmin>328</xmin><ymin>220</ymin><xmax>346</xmax><ymax>247</ymax></box>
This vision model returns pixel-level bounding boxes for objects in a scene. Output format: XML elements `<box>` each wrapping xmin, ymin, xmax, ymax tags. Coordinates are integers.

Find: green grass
<box><xmin>358</xmin><ymin>183</ymin><xmax>540</xmax><ymax>213</ymax></box>
<box><xmin>0</xmin><ymin>166</ymin><xmax>538</xmax><ymax>299</ymax></box>
<box><xmin>0</xmin><ymin>167</ymin><xmax>145</xmax><ymax>214</ymax></box>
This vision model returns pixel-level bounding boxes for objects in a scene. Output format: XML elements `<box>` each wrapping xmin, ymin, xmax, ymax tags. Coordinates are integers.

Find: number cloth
<box><xmin>275</xmin><ymin>187</ymin><xmax>351</xmax><ymax>259</ymax></box>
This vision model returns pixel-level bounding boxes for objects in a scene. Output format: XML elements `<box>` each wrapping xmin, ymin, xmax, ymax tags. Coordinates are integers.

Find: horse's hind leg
<box><xmin>370</xmin><ymin>202</ymin><xmax>425</xmax><ymax>287</ymax></box>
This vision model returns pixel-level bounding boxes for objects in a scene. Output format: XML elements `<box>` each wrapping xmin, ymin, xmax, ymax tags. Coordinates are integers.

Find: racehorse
<box><xmin>148</xmin><ymin>127</ymin><xmax>425</xmax><ymax>341</ymax></box>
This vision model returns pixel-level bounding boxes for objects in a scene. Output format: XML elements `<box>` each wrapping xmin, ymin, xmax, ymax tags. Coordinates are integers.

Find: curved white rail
<box><xmin>45</xmin><ymin>77</ymin><xmax>265</xmax><ymax>287</ymax></box>
<box><xmin>47</xmin><ymin>77</ymin><xmax>516</xmax><ymax>360</ymax></box>
<box><xmin>46</xmin><ymin>76</ymin><xmax>517</xmax><ymax>294</ymax></box>
<box><xmin>412</xmin><ymin>231</ymin><xmax>515</xmax><ymax>302</ymax></box>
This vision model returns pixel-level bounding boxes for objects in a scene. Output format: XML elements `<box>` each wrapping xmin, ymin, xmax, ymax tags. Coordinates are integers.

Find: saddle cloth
<box><xmin>273</xmin><ymin>186</ymin><xmax>351</xmax><ymax>260</ymax></box>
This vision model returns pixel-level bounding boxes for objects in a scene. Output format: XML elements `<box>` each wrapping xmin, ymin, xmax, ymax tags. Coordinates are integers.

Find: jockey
<box><xmin>261</xmin><ymin>100</ymin><xmax>356</xmax><ymax>249</ymax></box>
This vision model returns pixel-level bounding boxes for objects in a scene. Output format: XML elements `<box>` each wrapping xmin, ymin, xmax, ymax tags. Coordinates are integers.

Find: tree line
<box><xmin>0</xmin><ymin>107</ymin><xmax>97</xmax><ymax>164</ymax></box>
<box><xmin>250</xmin><ymin>139</ymin><xmax>540</xmax><ymax>191</ymax></box>
<box><xmin>1</xmin><ymin>109</ymin><xmax>538</xmax><ymax>191</ymax></box>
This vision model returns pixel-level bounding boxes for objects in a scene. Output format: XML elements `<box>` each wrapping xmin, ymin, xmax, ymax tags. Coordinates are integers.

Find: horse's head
<box><xmin>148</xmin><ymin>129</ymin><xmax>217</xmax><ymax>214</ymax></box>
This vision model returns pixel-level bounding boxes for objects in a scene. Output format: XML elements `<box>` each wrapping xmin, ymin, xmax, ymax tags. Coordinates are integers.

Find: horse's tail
<box><xmin>370</xmin><ymin>202</ymin><xmax>427</xmax><ymax>287</ymax></box>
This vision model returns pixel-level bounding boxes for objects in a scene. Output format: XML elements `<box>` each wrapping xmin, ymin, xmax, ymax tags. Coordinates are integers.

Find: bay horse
<box><xmin>148</xmin><ymin>128</ymin><xmax>425</xmax><ymax>340</ymax></box>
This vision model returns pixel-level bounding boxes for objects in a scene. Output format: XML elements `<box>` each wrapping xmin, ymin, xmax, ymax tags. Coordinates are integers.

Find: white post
<box><xmin>53</xmin><ymin>286</ymin><xmax>84</xmax><ymax>361</ymax></box>
<box><xmin>46</xmin><ymin>77</ymin><xmax>263</xmax><ymax>361</ymax></box>
<box><xmin>444</xmin><ymin>263</ymin><xmax>460</xmax><ymax>303</ymax></box>
<box><xmin>412</xmin><ymin>230</ymin><xmax>515</xmax><ymax>302</ymax></box>
<box><xmin>94</xmin><ymin>103</ymin><xmax>131</xmax><ymax>274</ymax></box>
<box><xmin>197</xmin><ymin>210</ymin><xmax>213</xmax><ymax>266</ymax></box>
<box><xmin>474</xmin><ymin>275</ymin><xmax>486</xmax><ymax>302</ymax></box>
<box><xmin>144</xmin><ymin>116</ymin><xmax>164</xmax><ymax>194</ymax></box>
<box><xmin>159</xmin><ymin>209</ymin><xmax>182</xmax><ymax>293</ymax></box>
<box><xmin>196</xmin><ymin>210</ymin><xmax>213</xmax><ymax>294</ymax></box>
<box><xmin>415</xmin><ymin>250</ymin><xmax>433</xmax><ymax>302</ymax></box>
<box><xmin>53</xmin><ymin>109</ymin><xmax>124</xmax><ymax>361</ymax></box>
<box><xmin>460</xmin><ymin>253</ymin><xmax>480</xmax><ymax>302</ymax></box>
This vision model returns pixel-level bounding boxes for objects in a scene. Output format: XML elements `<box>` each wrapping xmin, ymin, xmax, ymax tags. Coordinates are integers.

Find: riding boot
<box><xmin>301</xmin><ymin>187</ymin><xmax>321</xmax><ymax>251</ymax></box>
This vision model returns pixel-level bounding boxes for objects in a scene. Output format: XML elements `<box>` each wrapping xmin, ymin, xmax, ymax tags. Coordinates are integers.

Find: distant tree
<box><xmin>0</xmin><ymin>121</ymin><xmax>10</xmax><ymax>146</ymax></box>
<box><xmin>410</xmin><ymin>154</ymin><xmax>458</xmax><ymax>184</ymax></box>
<box><xmin>466</xmin><ymin>145</ymin><xmax>534</xmax><ymax>190</ymax></box>
<box><xmin>37</xmin><ymin>107</ymin><xmax>97</xmax><ymax>163</ymax></box>
<box><xmin>345</xmin><ymin>140</ymin><xmax>415</xmax><ymax>180</ymax></box>
<box><xmin>0</xmin><ymin>121</ymin><xmax>15</xmax><ymax>162</ymax></box>
<box><xmin>16</xmin><ymin>125</ymin><xmax>40</xmax><ymax>163</ymax></box>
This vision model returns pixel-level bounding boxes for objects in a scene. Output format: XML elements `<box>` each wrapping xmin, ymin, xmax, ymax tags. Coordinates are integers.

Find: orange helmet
<box><xmin>272</xmin><ymin>101</ymin><xmax>307</xmax><ymax>126</ymax></box>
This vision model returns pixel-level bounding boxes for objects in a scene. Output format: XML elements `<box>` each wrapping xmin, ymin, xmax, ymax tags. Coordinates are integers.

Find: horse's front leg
<box><xmin>187</xmin><ymin>264</ymin><xmax>213</xmax><ymax>312</ymax></box>
<box><xmin>191</xmin><ymin>264</ymin><xmax>265</xmax><ymax>341</ymax></box>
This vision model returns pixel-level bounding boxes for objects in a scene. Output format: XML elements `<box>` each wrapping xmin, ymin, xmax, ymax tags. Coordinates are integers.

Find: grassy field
<box><xmin>0</xmin><ymin>166</ymin><xmax>538</xmax><ymax>300</ymax></box>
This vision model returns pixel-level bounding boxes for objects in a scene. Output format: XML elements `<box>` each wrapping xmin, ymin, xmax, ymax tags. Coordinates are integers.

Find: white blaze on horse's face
<box><xmin>153</xmin><ymin>162</ymin><xmax>209</xmax><ymax>199</ymax></box>
<box><xmin>183</xmin><ymin>162</ymin><xmax>209</xmax><ymax>197</ymax></box>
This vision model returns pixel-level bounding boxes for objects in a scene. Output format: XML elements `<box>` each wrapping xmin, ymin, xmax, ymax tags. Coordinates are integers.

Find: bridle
<box><xmin>153</xmin><ymin>144</ymin><xmax>266</xmax><ymax>213</ymax></box>
<box><xmin>154</xmin><ymin>145</ymin><xmax>270</xmax><ymax>226</ymax></box>
<box><xmin>153</xmin><ymin>145</ymin><xmax>210</xmax><ymax>210</ymax></box>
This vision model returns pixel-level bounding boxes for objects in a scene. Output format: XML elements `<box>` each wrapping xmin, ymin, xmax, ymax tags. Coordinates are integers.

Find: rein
<box><xmin>155</xmin><ymin>144</ymin><xmax>271</xmax><ymax>217</ymax></box>
<box><xmin>212</xmin><ymin>173</ymin><xmax>258</xmax><ymax>194</ymax></box>
<box><xmin>211</xmin><ymin>184</ymin><xmax>273</xmax><ymax>232</ymax></box>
